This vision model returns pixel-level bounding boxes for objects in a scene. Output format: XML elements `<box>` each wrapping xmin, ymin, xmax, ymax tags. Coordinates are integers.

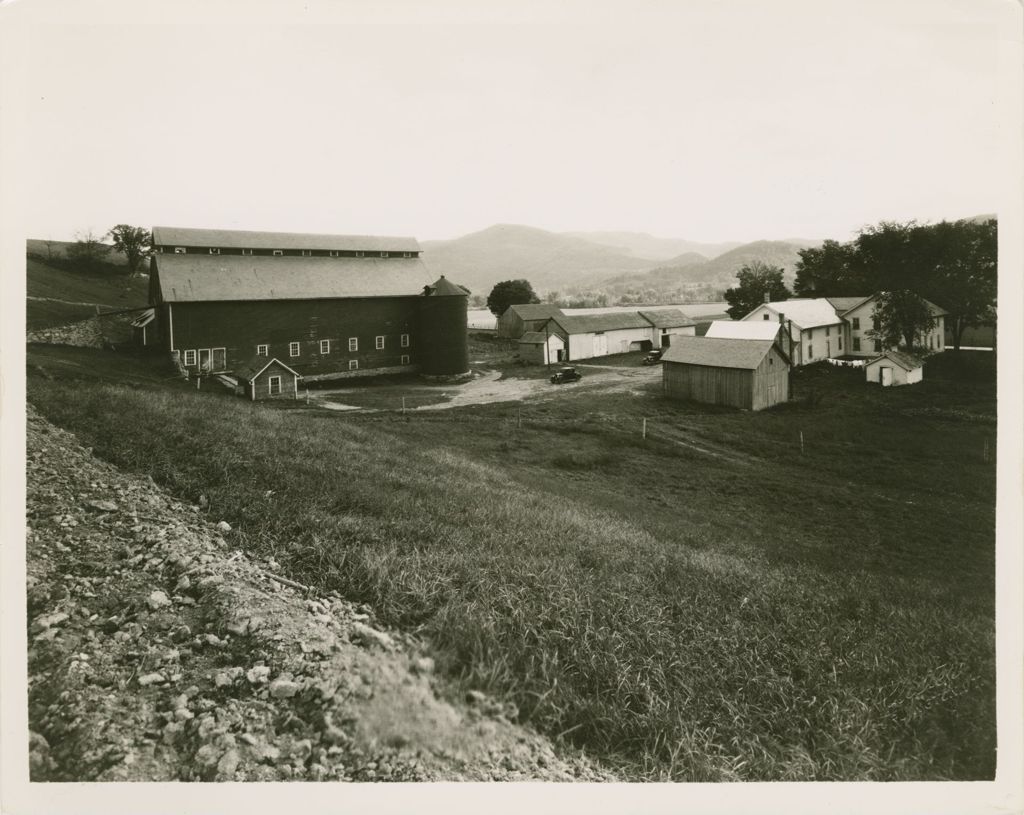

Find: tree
<box><xmin>723</xmin><ymin>261</ymin><xmax>791</xmax><ymax>320</ymax></box>
<box><xmin>65</xmin><ymin>229</ymin><xmax>110</xmax><ymax>273</ymax></box>
<box><xmin>868</xmin><ymin>290</ymin><xmax>937</xmax><ymax>351</ymax></box>
<box><xmin>793</xmin><ymin>240</ymin><xmax>858</xmax><ymax>296</ymax></box>
<box><xmin>108</xmin><ymin>225</ymin><xmax>152</xmax><ymax>278</ymax></box>
<box><xmin>486</xmin><ymin>279</ymin><xmax>539</xmax><ymax>317</ymax></box>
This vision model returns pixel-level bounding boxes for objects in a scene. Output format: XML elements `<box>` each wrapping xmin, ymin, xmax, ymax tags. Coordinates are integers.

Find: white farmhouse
<box><xmin>741</xmin><ymin>299</ymin><xmax>845</xmax><ymax>366</ymax></box>
<box><xmin>826</xmin><ymin>295</ymin><xmax>946</xmax><ymax>357</ymax></box>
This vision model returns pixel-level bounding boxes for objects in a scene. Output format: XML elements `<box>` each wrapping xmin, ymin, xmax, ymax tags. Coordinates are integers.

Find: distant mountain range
<box><xmin>561</xmin><ymin>231</ymin><xmax>742</xmax><ymax>261</ymax></box>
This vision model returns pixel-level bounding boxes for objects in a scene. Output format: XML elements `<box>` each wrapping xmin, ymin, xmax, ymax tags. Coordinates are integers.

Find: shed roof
<box><xmin>865</xmin><ymin>350</ymin><xmax>924</xmax><ymax>371</ymax></box>
<box><xmin>705</xmin><ymin>319</ymin><xmax>783</xmax><ymax>341</ymax></box>
<box><xmin>550</xmin><ymin>312</ymin><xmax>652</xmax><ymax>334</ymax></box>
<box><xmin>505</xmin><ymin>303</ymin><xmax>564</xmax><ymax>320</ymax></box>
<box><xmin>661</xmin><ymin>337</ymin><xmax>782</xmax><ymax>370</ymax></box>
<box><xmin>234</xmin><ymin>355</ymin><xmax>303</xmax><ymax>382</ymax></box>
<box><xmin>152</xmin><ymin>226</ymin><xmax>420</xmax><ymax>253</ymax></box>
<box><xmin>153</xmin><ymin>253</ymin><xmax>433</xmax><ymax>302</ymax></box>
<box><xmin>638</xmin><ymin>308</ymin><xmax>696</xmax><ymax>328</ymax></box>
<box><xmin>747</xmin><ymin>299</ymin><xmax>843</xmax><ymax>329</ymax></box>
<box><xmin>519</xmin><ymin>331</ymin><xmax>562</xmax><ymax>344</ymax></box>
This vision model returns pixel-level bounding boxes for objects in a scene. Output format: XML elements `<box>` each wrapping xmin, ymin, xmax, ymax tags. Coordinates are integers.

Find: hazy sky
<box><xmin>15</xmin><ymin>0</ymin><xmax>1017</xmax><ymax>244</ymax></box>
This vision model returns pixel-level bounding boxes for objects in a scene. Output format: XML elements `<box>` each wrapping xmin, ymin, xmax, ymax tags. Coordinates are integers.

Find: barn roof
<box><xmin>152</xmin><ymin>226</ymin><xmax>420</xmax><ymax>253</ymax></box>
<box><xmin>505</xmin><ymin>303</ymin><xmax>564</xmax><ymax>320</ymax></box>
<box><xmin>550</xmin><ymin>312</ymin><xmax>652</xmax><ymax>334</ymax></box>
<box><xmin>153</xmin><ymin>253</ymin><xmax>433</xmax><ymax>302</ymax></box>
<box><xmin>748</xmin><ymin>299</ymin><xmax>842</xmax><ymax>329</ymax></box>
<box><xmin>704</xmin><ymin>319</ymin><xmax>783</xmax><ymax>341</ymax></box>
<box><xmin>234</xmin><ymin>355</ymin><xmax>303</xmax><ymax>382</ymax></box>
<box><xmin>519</xmin><ymin>331</ymin><xmax>560</xmax><ymax>344</ymax></box>
<box><xmin>661</xmin><ymin>337</ymin><xmax>782</xmax><ymax>370</ymax></box>
<box><xmin>638</xmin><ymin>309</ymin><xmax>696</xmax><ymax>328</ymax></box>
<box><xmin>866</xmin><ymin>350</ymin><xmax>924</xmax><ymax>371</ymax></box>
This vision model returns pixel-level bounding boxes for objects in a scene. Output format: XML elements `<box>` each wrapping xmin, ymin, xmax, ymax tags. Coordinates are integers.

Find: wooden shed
<box><xmin>234</xmin><ymin>356</ymin><xmax>302</xmax><ymax>401</ymax></box>
<box><xmin>518</xmin><ymin>331</ymin><xmax>565</xmax><ymax>365</ymax></box>
<box><xmin>865</xmin><ymin>350</ymin><xmax>923</xmax><ymax>387</ymax></box>
<box><xmin>496</xmin><ymin>304</ymin><xmax>565</xmax><ymax>339</ymax></box>
<box><xmin>661</xmin><ymin>337</ymin><xmax>790</xmax><ymax>411</ymax></box>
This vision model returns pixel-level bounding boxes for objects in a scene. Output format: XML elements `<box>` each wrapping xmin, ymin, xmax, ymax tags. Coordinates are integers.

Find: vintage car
<box><xmin>549</xmin><ymin>366</ymin><xmax>582</xmax><ymax>384</ymax></box>
<box><xmin>642</xmin><ymin>349</ymin><xmax>664</xmax><ymax>365</ymax></box>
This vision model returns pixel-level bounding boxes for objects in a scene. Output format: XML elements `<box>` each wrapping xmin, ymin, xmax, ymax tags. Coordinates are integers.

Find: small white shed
<box><xmin>518</xmin><ymin>331</ymin><xmax>566</xmax><ymax>365</ymax></box>
<box><xmin>865</xmin><ymin>351</ymin><xmax>924</xmax><ymax>387</ymax></box>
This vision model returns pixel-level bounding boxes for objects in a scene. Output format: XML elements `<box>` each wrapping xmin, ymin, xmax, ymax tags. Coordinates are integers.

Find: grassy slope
<box><xmin>26</xmin><ymin>257</ymin><xmax>150</xmax><ymax>329</ymax></box>
<box><xmin>26</xmin><ymin>352</ymin><xmax>996</xmax><ymax>781</ymax></box>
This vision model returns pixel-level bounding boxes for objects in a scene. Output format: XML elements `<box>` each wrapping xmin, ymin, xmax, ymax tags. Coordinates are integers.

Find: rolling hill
<box><xmin>560</xmin><ymin>231</ymin><xmax>741</xmax><ymax>261</ymax></box>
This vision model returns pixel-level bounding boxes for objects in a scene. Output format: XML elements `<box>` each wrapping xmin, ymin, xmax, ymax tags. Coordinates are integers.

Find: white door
<box><xmin>881</xmin><ymin>366</ymin><xmax>893</xmax><ymax>387</ymax></box>
<box><xmin>593</xmin><ymin>334</ymin><xmax>607</xmax><ymax>357</ymax></box>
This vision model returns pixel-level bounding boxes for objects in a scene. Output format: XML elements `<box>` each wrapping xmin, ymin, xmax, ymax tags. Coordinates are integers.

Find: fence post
<box><xmin>642</xmin><ymin>418</ymin><xmax>647</xmax><ymax>440</ymax></box>
<box><xmin>800</xmin><ymin>430</ymin><xmax>804</xmax><ymax>455</ymax></box>
<box><xmin>518</xmin><ymin>408</ymin><xmax>522</xmax><ymax>428</ymax></box>
<box><xmin>402</xmin><ymin>396</ymin><xmax>406</xmax><ymax>414</ymax></box>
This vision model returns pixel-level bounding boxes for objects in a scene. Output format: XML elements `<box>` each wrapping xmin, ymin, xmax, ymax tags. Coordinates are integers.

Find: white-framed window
<box><xmin>355</xmin><ymin>251</ymin><xmax>365</xmax><ymax>258</ymax></box>
<box><xmin>375</xmin><ymin>335</ymin><xmax>385</xmax><ymax>350</ymax></box>
<box><xmin>273</xmin><ymin>249</ymin><xmax>284</xmax><ymax>256</ymax></box>
<box><xmin>289</xmin><ymin>342</ymin><xmax>300</xmax><ymax>357</ymax></box>
<box><xmin>329</xmin><ymin>250</ymin><xmax>339</xmax><ymax>257</ymax></box>
<box><xmin>380</xmin><ymin>251</ymin><xmax>389</xmax><ymax>258</ymax></box>
<box><xmin>174</xmin><ymin>247</ymin><xmax>187</xmax><ymax>254</ymax></box>
<box><xmin>268</xmin><ymin>375</ymin><xmax>282</xmax><ymax>396</ymax></box>
<box><xmin>209</xmin><ymin>248</ymin><xmax>220</xmax><ymax>255</ymax></box>
<box><xmin>348</xmin><ymin>337</ymin><xmax>358</xmax><ymax>351</ymax></box>
<box><xmin>852</xmin><ymin>317</ymin><xmax>860</xmax><ymax>330</ymax></box>
<box><xmin>183</xmin><ymin>349</ymin><xmax>197</xmax><ymax>366</ymax></box>
<box><xmin>400</xmin><ymin>333</ymin><xmax>410</xmax><ymax>348</ymax></box>
<box><xmin>348</xmin><ymin>360</ymin><xmax>359</xmax><ymax>371</ymax></box>
<box><xmin>257</xmin><ymin>344</ymin><xmax>268</xmax><ymax>356</ymax></box>
<box><xmin>301</xmin><ymin>250</ymin><xmax>312</xmax><ymax>257</ymax></box>
<box><xmin>401</xmin><ymin>354</ymin><xmax>410</xmax><ymax>365</ymax></box>
<box><xmin>320</xmin><ymin>339</ymin><xmax>330</xmax><ymax>354</ymax></box>
<box><xmin>242</xmin><ymin>249</ymin><xmax>253</xmax><ymax>256</ymax></box>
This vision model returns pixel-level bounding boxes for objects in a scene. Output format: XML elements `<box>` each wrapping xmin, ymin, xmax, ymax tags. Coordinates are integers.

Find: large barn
<box><xmin>148</xmin><ymin>226</ymin><xmax>470</xmax><ymax>381</ymax></box>
<box><xmin>661</xmin><ymin>336</ymin><xmax>790</xmax><ymax>411</ymax></box>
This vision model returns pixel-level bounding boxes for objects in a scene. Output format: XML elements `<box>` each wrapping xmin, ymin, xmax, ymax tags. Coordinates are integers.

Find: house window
<box><xmin>853</xmin><ymin>337</ymin><xmax>861</xmax><ymax>351</ymax></box>
<box><xmin>852</xmin><ymin>317</ymin><xmax>860</xmax><ymax>330</ymax></box>
<box><xmin>348</xmin><ymin>337</ymin><xmax>358</xmax><ymax>351</ymax></box>
<box><xmin>375</xmin><ymin>335</ymin><xmax>385</xmax><ymax>350</ymax></box>
<box><xmin>209</xmin><ymin>248</ymin><xmax>220</xmax><ymax>255</ymax></box>
<box><xmin>273</xmin><ymin>249</ymin><xmax>284</xmax><ymax>256</ymax></box>
<box><xmin>257</xmin><ymin>344</ymin><xmax>268</xmax><ymax>356</ymax></box>
<box><xmin>301</xmin><ymin>250</ymin><xmax>312</xmax><ymax>257</ymax></box>
<box><xmin>874</xmin><ymin>339</ymin><xmax>882</xmax><ymax>352</ymax></box>
<box><xmin>807</xmin><ymin>345</ymin><xmax>813</xmax><ymax>360</ymax></box>
<box><xmin>174</xmin><ymin>247</ymin><xmax>186</xmax><ymax>254</ymax></box>
<box><xmin>320</xmin><ymin>339</ymin><xmax>330</xmax><ymax>354</ymax></box>
<box><xmin>268</xmin><ymin>375</ymin><xmax>282</xmax><ymax>396</ymax></box>
<box><xmin>400</xmin><ymin>334</ymin><xmax>410</xmax><ymax>348</ymax></box>
<box><xmin>183</xmin><ymin>349</ymin><xmax>197</xmax><ymax>366</ymax></box>
<box><xmin>763</xmin><ymin>313</ymin><xmax>769</xmax><ymax>320</ymax></box>
<box><xmin>242</xmin><ymin>249</ymin><xmax>253</xmax><ymax>256</ymax></box>
<box><xmin>769</xmin><ymin>357</ymin><xmax>774</xmax><ymax>366</ymax></box>
<box><xmin>349</xmin><ymin>360</ymin><xmax>359</xmax><ymax>371</ymax></box>
<box><xmin>289</xmin><ymin>342</ymin><xmax>300</xmax><ymax>357</ymax></box>
<box><xmin>839</xmin><ymin>336</ymin><xmax>843</xmax><ymax>350</ymax></box>
<box><xmin>355</xmin><ymin>251</ymin><xmax>365</xmax><ymax>257</ymax></box>
<box><xmin>826</xmin><ymin>326</ymin><xmax>830</xmax><ymax>336</ymax></box>
<box><xmin>401</xmin><ymin>354</ymin><xmax>410</xmax><ymax>365</ymax></box>
<box><xmin>380</xmin><ymin>251</ymin><xmax>389</xmax><ymax>258</ymax></box>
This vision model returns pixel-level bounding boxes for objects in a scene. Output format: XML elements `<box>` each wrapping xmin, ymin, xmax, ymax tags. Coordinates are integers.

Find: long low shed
<box><xmin>661</xmin><ymin>337</ymin><xmax>790</xmax><ymax>411</ymax></box>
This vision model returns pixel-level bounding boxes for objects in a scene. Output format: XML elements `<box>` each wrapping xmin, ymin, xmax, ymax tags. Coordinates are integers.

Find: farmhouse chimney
<box><xmin>763</xmin><ymin>292</ymin><xmax>770</xmax><ymax>304</ymax></box>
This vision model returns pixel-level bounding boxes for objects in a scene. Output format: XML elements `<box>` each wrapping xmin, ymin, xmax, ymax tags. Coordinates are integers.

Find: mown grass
<box><xmin>26</xmin><ymin>351</ymin><xmax>996</xmax><ymax>780</ymax></box>
<box><xmin>26</xmin><ymin>256</ymin><xmax>149</xmax><ymax>329</ymax></box>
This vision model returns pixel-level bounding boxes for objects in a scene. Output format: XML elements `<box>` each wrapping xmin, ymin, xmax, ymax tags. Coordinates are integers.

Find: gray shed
<box><xmin>661</xmin><ymin>337</ymin><xmax>790</xmax><ymax>411</ymax></box>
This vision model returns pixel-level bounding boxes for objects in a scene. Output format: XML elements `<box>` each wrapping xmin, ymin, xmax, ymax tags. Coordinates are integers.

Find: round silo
<box><xmin>418</xmin><ymin>276</ymin><xmax>470</xmax><ymax>377</ymax></box>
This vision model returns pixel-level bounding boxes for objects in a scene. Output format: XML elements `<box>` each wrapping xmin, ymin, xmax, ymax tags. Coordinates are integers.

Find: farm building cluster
<box><xmin>145</xmin><ymin>226</ymin><xmax>471</xmax><ymax>398</ymax></box>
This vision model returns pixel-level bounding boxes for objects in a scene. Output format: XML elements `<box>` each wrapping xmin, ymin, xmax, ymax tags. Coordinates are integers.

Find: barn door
<box><xmin>881</xmin><ymin>366</ymin><xmax>893</xmax><ymax>387</ymax></box>
<box><xmin>593</xmin><ymin>334</ymin><xmax>607</xmax><ymax>357</ymax></box>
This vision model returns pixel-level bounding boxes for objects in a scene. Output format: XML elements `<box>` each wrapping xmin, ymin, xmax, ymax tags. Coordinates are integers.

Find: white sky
<box><xmin>13</xmin><ymin>0</ymin><xmax>1018</xmax><ymax>243</ymax></box>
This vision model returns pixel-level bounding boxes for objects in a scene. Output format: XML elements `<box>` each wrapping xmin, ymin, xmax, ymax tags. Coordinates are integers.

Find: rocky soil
<box><xmin>25</xmin><ymin>405</ymin><xmax>615</xmax><ymax>782</ymax></box>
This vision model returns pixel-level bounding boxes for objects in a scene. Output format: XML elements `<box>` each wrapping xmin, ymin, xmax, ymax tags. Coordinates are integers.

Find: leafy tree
<box><xmin>486</xmin><ymin>279</ymin><xmax>539</xmax><ymax>317</ymax></box>
<box><xmin>868</xmin><ymin>290</ymin><xmax>937</xmax><ymax>351</ymax></box>
<box><xmin>794</xmin><ymin>240</ymin><xmax>858</xmax><ymax>296</ymax></box>
<box><xmin>723</xmin><ymin>261</ymin><xmax>791</xmax><ymax>319</ymax></box>
<box><xmin>65</xmin><ymin>229</ymin><xmax>110</xmax><ymax>273</ymax></box>
<box><xmin>108</xmin><ymin>224</ymin><xmax>152</xmax><ymax>278</ymax></box>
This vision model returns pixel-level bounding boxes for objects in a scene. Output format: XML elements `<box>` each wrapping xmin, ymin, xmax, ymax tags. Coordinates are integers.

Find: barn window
<box><xmin>289</xmin><ymin>342</ymin><xmax>300</xmax><ymax>357</ymax></box>
<box><xmin>400</xmin><ymin>334</ymin><xmax>410</xmax><ymax>348</ymax></box>
<box><xmin>242</xmin><ymin>249</ymin><xmax>253</xmax><ymax>256</ymax></box>
<box><xmin>380</xmin><ymin>252</ymin><xmax>389</xmax><ymax>258</ymax></box>
<box><xmin>209</xmin><ymin>248</ymin><xmax>221</xmax><ymax>255</ymax></box>
<box><xmin>349</xmin><ymin>360</ymin><xmax>359</xmax><ymax>371</ymax></box>
<box><xmin>355</xmin><ymin>251</ymin><xmax>365</xmax><ymax>258</ymax></box>
<box><xmin>329</xmin><ymin>250</ymin><xmax>339</xmax><ymax>257</ymax></box>
<box><xmin>273</xmin><ymin>249</ymin><xmax>284</xmax><ymax>256</ymax></box>
<box><xmin>174</xmin><ymin>247</ymin><xmax>186</xmax><ymax>254</ymax></box>
<box><xmin>769</xmin><ymin>357</ymin><xmax>774</xmax><ymax>365</ymax></box>
<box><xmin>375</xmin><ymin>335</ymin><xmax>385</xmax><ymax>350</ymax></box>
<box><xmin>401</xmin><ymin>354</ymin><xmax>410</xmax><ymax>365</ymax></box>
<box><xmin>852</xmin><ymin>317</ymin><xmax>860</xmax><ymax>330</ymax></box>
<box><xmin>268</xmin><ymin>375</ymin><xmax>282</xmax><ymax>396</ymax></box>
<box><xmin>320</xmin><ymin>339</ymin><xmax>330</xmax><ymax>354</ymax></box>
<box><xmin>853</xmin><ymin>337</ymin><xmax>861</xmax><ymax>351</ymax></box>
<box><xmin>302</xmin><ymin>250</ymin><xmax>312</xmax><ymax>257</ymax></box>
<box><xmin>183</xmin><ymin>349</ymin><xmax>197</xmax><ymax>366</ymax></box>
<box><xmin>257</xmin><ymin>344</ymin><xmax>268</xmax><ymax>356</ymax></box>
<box><xmin>403</xmin><ymin>252</ymin><xmax>412</xmax><ymax>258</ymax></box>
<box><xmin>348</xmin><ymin>337</ymin><xmax>358</xmax><ymax>351</ymax></box>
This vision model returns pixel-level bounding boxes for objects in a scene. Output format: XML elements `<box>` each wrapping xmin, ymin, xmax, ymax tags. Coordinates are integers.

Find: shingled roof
<box><xmin>505</xmin><ymin>303</ymin><xmax>564</xmax><ymax>320</ymax></box>
<box><xmin>705</xmin><ymin>320</ymin><xmax>784</xmax><ymax>341</ymax></box>
<box><xmin>638</xmin><ymin>308</ymin><xmax>696</xmax><ymax>328</ymax></box>
<box><xmin>152</xmin><ymin>253</ymin><xmax>433</xmax><ymax>302</ymax></box>
<box><xmin>661</xmin><ymin>337</ymin><xmax>782</xmax><ymax>370</ymax></box>
<box><xmin>152</xmin><ymin>226</ymin><xmax>420</xmax><ymax>253</ymax></box>
<box><xmin>866</xmin><ymin>350</ymin><xmax>924</xmax><ymax>371</ymax></box>
<box><xmin>233</xmin><ymin>355</ymin><xmax>302</xmax><ymax>382</ymax></box>
<box><xmin>750</xmin><ymin>299</ymin><xmax>843</xmax><ymax>329</ymax></box>
<box><xmin>550</xmin><ymin>312</ymin><xmax>652</xmax><ymax>334</ymax></box>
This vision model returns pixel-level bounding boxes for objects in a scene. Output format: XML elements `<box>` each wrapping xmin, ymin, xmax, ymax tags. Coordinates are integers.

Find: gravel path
<box><xmin>25</xmin><ymin>405</ymin><xmax>616</xmax><ymax>782</ymax></box>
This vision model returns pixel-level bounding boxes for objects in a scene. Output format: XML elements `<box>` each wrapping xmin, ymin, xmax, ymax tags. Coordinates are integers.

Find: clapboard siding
<box><xmin>663</xmin><ymin>345</ymin><xmax>789</xmax><ymax>410</ymax></box>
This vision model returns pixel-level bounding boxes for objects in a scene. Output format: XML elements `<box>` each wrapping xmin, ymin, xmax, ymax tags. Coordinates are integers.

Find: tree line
<box><xmin>32</xmin><ymin>225</ymin><xmax>152</xmax><ymax>278</ymax></box>
<box><xmin>723</xmin><ymin>218</ymin><xmax>996</xmax><ymax>351</ymax></box>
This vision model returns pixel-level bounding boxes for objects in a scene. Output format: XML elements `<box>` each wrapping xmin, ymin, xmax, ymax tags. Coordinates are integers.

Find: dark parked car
<box><xmin>642</xmin><ymin>349</ymin><xmax>664</xmax><ymax>365</ymax></box>
<box><xmin>550</xmin><ymin>366</ymin><xmax>582</xmax><ymax>384</ymax></box>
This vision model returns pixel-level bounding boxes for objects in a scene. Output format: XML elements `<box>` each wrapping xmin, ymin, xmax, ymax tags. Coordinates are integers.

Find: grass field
<box><xmin>26</xmin><ymin>350</ymin><xmax>997</xmax><ymax>781</ymax></box>
<box><xmin>26</xmin><ymin>257</ymin><xmax>150</xmax><ymax>330</ymax></box>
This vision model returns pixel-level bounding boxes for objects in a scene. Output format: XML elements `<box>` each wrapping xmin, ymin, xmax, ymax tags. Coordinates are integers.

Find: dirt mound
<box><xmin>25</xmin><ymin>405</ymin><xmax>615</xmax><ymax>782</ymax></box>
